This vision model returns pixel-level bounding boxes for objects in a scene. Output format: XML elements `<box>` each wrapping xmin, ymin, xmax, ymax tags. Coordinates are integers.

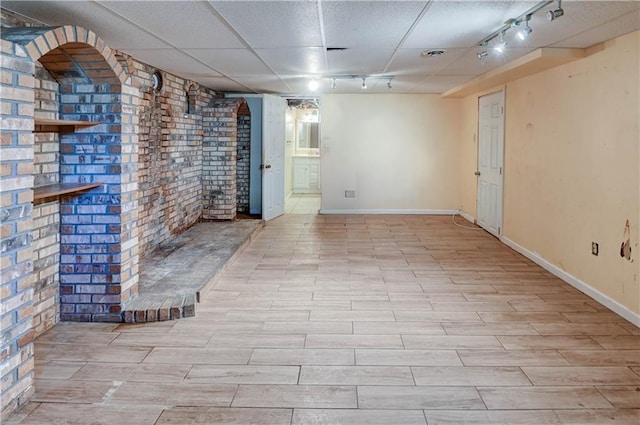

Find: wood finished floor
<box><xmin>9</xmin><ymin>214</ymin><xmax>640</xmax><ymax>425</ymax></box>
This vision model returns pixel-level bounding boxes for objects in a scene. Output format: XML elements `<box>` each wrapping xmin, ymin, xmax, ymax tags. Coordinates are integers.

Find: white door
<box><xmin>261</xmin><ymin>94</ymin><xmax>286</xmax><ymax>221</ymax></box>
<box><xmin>476</xmin><ymin>90</ymin><xmax>504</xmax><ymax>237</ymax></box>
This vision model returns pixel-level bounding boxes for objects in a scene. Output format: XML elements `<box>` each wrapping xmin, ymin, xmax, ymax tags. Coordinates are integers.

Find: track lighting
<box><xmin>476</xmin><ymin>1</ymin><xmax>556</xmax><ymax>61</ymax></box>
<box><xmin>477</xmin><ymin>42</ymin><xmax>489</xmax><ymax>59</ymax></box>
<box><xmin>516</xmin><ymin>14</ymin><xmax>533</xmax><ymax>40</ymax></box>
<box><xmin>331</xmin><ymin>78</ymin><xmax>336</xmax><ymax>89</ymax></box>
<box><xmin>387</xmin><ymin>79</ymin><xmax>392</xmax><ymax>89</ymax></box>
<box><xmin>493</xmin><ymin>31</ymin><xmax>507</xmax><ymax>53</ymax></box>
<box><xmin>308</xmin><ymin>79</ymin><xmax>319</xmax><ymax>91</ymax></box>
<box><xmin>361</xmin><ymin>77</ymin><xmax>367</xmax><ymax>90</ymax></box>
<box><xmin>547</xmin><ymin>0</ymin><xmax>564</xmax><ymax>21</ymax></box>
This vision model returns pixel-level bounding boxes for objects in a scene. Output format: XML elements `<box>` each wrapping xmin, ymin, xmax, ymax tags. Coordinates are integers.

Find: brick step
<box><xmin>122</xmin><ymin>293</ymin><xmax>196</xmax><ymax>323</ymax></box>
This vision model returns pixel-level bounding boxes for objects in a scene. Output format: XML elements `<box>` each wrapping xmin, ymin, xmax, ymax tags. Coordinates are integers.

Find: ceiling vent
<box><xmin>421</xmin><ymin>49</ymin><xmax>446</xmax><ymax>57</ymax></box>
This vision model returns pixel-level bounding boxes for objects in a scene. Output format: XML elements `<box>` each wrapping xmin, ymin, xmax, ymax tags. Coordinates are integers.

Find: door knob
<box><xmin>265</xmin><ymin>164</ymin><xmax>272</xmax><ymax>169</ymax></box>
<box><xmin>474</xmin><ymin>171</ymin><xmax>481</xmax><ymax>176</ymax></box>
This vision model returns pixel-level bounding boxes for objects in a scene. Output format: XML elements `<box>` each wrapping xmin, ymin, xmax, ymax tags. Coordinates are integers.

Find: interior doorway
<box><xmin>476</xmin><ymin>90</ymin><xmax>505</xmax><ymax>237</ymax></box>
<box><xmin>285</xmin><ymin>98</ymin><xmax>321</xmax><ymax>215</ymax></box>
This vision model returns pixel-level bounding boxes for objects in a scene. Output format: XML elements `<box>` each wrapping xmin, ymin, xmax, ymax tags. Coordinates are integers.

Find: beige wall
<box><xmin>320</xmin><ymin>94</ymin><xmax>461</xmax><ymax>212</ymax></box>
<box><xmin>459</xmin><ymin>31</ymin><xmax>640</xmax><ymax>315</ymax></box>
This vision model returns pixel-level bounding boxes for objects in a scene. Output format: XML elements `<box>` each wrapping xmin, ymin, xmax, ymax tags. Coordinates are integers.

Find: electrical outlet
<box><xmin>344</xmin><ymin>190</ymin><xmax>356</xmax><ymax>198</ymax></box>
<box><xmin>592</xmin><ymin>242</ymin><xmax>599</xmax><ymax>256</ymax></box>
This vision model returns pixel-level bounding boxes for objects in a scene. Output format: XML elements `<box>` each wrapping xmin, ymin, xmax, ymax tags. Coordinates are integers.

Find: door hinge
<box><xmin>498</xmin><ymin>227</ymin><xmax>501</xmax><ymax>234</ymax></box>
<box><xmin>500</xmin><ymin>166</ymin><xmax>502</xmax><ymax>175</ymax></box>
<box><xmin>501</xmin><ymin>106</ymin><xmax>504</xmax><ymax>115</ymax></box>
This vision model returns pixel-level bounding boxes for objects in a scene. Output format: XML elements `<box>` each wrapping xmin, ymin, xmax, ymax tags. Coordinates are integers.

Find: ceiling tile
<box><xmin>233</xmin><ymin>76</ymin><xmax>293</xmax><ymax>94</ymax></box>
<box><xmin>438</xmin><ymin>47</ymin><xmax>535</xmax><ymax>76</ymax></box>
<box><xmin>387</xmin><ymin>48</ymin><xmax>467</xmax><ymax>76</ymax></box>
<box><xmin>98</xmin><ymin>1</ymin><xmax>245</xmax><ymax>48</ymax></box>
<box><xmin>184</xmin><ymin>49</ymin><xmax>273</xmax><ymax>76</ymax></box>
<box><xmin>1</xmin><ymin>0</ymin><xmax>168</xmax><ymax>49</ymax></box>
<box><xmin>322</xmin><ymin>1</ymin><xmax>426</xmax><ymax>48</ymax></box>
<box><xmin>197</xmin><ymin>77</ymin><xmax>252</xmax><ymax>93</ymax></box>
<box><xmin>212</xmin><ymin>1</ymin><xmax>322</xmax><ymax>48</ymax></box>
<box><xmin>257</xmin><ymin>48</ymin><xmax>327</xmax><ymax>75</ymax></box>
<box><xmin>122</xmin><ymin>49</ymin><xmax>222</xmax><ymax>78</ymax></box>
<box><xmin>404</xmin><ymin>1</ymin><xmax>539</xmax><ymax>49</ymax></box>
<box><xmin>327</xmin><ymin>48</ymin><xmax>396</xmax><ymax>75</ymax></box>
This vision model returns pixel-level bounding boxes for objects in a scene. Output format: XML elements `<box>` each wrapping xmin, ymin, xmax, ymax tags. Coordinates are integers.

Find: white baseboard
<box><xmin>319</xmin><ymin>209</ymin><xmax>460</xmax><ymax>215</ymax></box>
<box><xmin>501</xmin><ymin>236</ymin><xmax>640</xmax><ymax>327</ymax></box>
<box><xmin>459</xmin><ymin>211</ymin><xmax>475</xmax><ymax>224</ymax></box>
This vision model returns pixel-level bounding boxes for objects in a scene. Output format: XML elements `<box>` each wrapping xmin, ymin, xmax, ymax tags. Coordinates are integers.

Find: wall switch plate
<box><xmin>345</xmin><ymin>190</ymin><xmax>356</xmax><ymax>198</ymax></box>
<box><xmin>592</xmin><ymin>242</ymin><xmax>599</xmax><ymax>256</ymax></box>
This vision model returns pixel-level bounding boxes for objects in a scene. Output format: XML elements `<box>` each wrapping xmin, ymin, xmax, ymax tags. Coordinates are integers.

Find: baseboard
<box><xmin>319</xmin><ymin>209</ymin><xmax>461</xmax><ymax>215</ymax></box>
<box><xmin>459</xmin><ymin>210</ymin><xmax>475</xmax><ymax>224</ymax></box>
<box><xmin>501</xmin><ymin>236</ymin><xmax>640</xmax><ymax>327</ymax></box>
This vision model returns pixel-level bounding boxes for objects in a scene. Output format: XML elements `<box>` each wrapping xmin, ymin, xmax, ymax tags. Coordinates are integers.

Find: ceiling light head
<box><xmin>516</xmin><ymin>14</ymin><xmax>533</xmax><ymax>40</ymax></box>
<box><xmin>361</xmin><ymin>77</ymin><xmax>367</xmax><ymax>90</ymax></box>
<box><xmin>387</xmin><ymin>79</ymin><xmax>392</xmax><ymax>89</ymax></box>
<box><xmin>547</xmin><ymin>0</ymin><xmax>564</xmax><ymax>21</ymax></box>
<box><xmin>493</xmin><ymin>30</ymin><xmax>507</xmax><ymax>53</ymax></box>
<box><xmin>331</xmin><ymin>78</ymin><xmax>336</xmax><ymax>89</ymax></box>
<box><xmin>476</xmin><ymin>50</ymin><xmax>489</xmax><ymax>60</ymax></box>
<box><xmin>308</xmin><ymin>79</ymin><xmax>319</xmax><ymax>91</ymax></box>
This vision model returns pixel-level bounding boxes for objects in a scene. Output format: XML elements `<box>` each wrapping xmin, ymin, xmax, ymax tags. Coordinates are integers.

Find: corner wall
<box><xmin>458</xmin><ymin>30</ymin><xmax>640</xmax><ymax>318</ymax></box>
<box><xmin>320</xmin><ymin>94</ymin><xmax>461</xmax><ymax>213</ymax></box>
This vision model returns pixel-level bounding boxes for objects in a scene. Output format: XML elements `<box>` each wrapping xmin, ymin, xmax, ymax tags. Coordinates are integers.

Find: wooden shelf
<box><xmin>34</xmin><ymin>118</ymin><xmax>99</xmax><ymax>133</ymax></box>
<box><xmin>34</xmin><ymin>183</ymin><xmax>102</xmax><ymax>200</ymax></box>
<box><xmin>442</xmin><ymin>47</ymin><xmax>586</xmax><ymax>98</ymax></box>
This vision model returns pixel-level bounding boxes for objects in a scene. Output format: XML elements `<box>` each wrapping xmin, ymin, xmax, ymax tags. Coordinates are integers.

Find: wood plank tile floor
<box><xmin>8</xmin><ymin>214</ymin><xmax>640</xmax><ymax>424</ymax></box>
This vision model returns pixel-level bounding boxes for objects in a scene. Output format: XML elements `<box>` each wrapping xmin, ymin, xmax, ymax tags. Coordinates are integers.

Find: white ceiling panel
<box><xmin>439</xmin><ymin>47</ymin><xmax>536</xmax><ymax>76</ymax></box>
<box><xmin>197</xmin><ymin>77</ymin><xmax>252</xmax><ymax>93</ymax></box>
<box><xmin>185</xmin><ymin>49</ymin><xmax>273</xmax><ymax>76</ymax></box>
<box><xmin>2</xmin><ymin>0</ymin><xmax>639</xmax><ymax>95</ymax></box>
<box><xmin>233</xmin><ymin>76</ymin><xmax>292</xmax><ymax>94</ymax></box>
<box><xmin>211</xmin><ymin>1</ymin><xmax>322</xmax><ymax>48</ymax></box>
<box><xmin>1</xmin><ymin>0</ymin><xmax>168</xmax><ymax>49</ymax></box>
<box><xmin>551</xmin><ymin>6</ymin><xmax>640</xmax><ymax>48</ymax></box>
<box><xmin>327</xmin><ymin>48</ymin><xmax>396</xmax><ymax>75</ymax></box>
<box><xmin>387</xmin><ymin>48</ymin><xmax>468</xmax><ymax>76</ymax></box>
<box><xmin>257</xmin><ymin>48</ymin><xmax>327</xmax><ymax>75</ymax></box>
<box><xmin>322</xmin><ymin>1</ymin><xmax>426</xmax><ymax>48</ymax></box>
<box><xmin>404</xmin><ymin>1</ymin><xmax>539</xmax><ymax>49</ymax></box>
<box><xmin>121</xmin><ymin>49</ymin><xmax>222</xmax><ymax>79</ymax></box>
<box><xmin>98</xmin><ymin>1</ymin><xmax>245</xmax><ymax>49</ymax></box>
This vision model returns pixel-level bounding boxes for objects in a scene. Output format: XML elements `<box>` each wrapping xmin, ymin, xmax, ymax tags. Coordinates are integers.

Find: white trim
<box><xmin>459</xmin><ymin>211</ymin><xmax>475</xmax><ymax>224</ymax></box>
<box><xmin>319</xmin><ymin>209</ymin><xmax>460</xmax><ymax>215</ymax></box>
<box><xmin>501</xmin><ymin>236</ymin><xmax>640</xmax><ymax>327</ymax></box>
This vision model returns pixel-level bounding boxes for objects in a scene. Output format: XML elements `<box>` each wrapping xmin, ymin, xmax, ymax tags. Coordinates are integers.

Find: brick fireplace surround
<box><xmin>1</xmin><ymin>21</ymin><xmax>251</xmax><ymax>418</ymax></box>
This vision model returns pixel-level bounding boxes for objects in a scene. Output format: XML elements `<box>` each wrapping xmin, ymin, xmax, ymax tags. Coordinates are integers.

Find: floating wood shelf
<box><xmin>34</xmin><ymin>183</ymin><xmax>102</xmax><ymax>200</ymax></box>
<box><xmin>33</xmin><ymin>118</ymin><xmax>99</xmax><ymax>133</ymax></box>
<box><xmin>442</xmin><ymin>47</ymin><xmax>586</xmax><ymax>98</ymax></box>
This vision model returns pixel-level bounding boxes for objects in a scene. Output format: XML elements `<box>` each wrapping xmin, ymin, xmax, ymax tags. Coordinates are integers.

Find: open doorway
<box><xmin>285</xmin><ymin>98</ymin><xmax>321</xmax><ymax>214</ymax></box>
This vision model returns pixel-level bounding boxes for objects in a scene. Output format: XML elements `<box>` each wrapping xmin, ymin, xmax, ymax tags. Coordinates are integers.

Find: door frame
<box><xmin>476</xmin><ymin>89</ymin><xmax>505</xmax><ymax>237</ymax></box>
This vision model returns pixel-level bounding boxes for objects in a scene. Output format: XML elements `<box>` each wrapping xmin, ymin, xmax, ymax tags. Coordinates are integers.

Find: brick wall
<box><xmin>32</xmin><ymin>63</ymin><xmax>60</xmax><ymax>336</ymax></box>
<box><xmin>236</xmin><ymin>114</ymin><xmax>251</xmax><ymax>214</ymax></box>
<box><xmin>0</xmin><ymin>37</ymin><xmax>36</xmax><ymax>420</ymax></box>
<box><xmin>133</xmin><ymin>62</ymin><xmax>215</xmax><ymax>258</ymax></box>
<box><xmin>202</xmin><ymin>98</ymin><xmax>245</xmax><ymax>220</ymax></box>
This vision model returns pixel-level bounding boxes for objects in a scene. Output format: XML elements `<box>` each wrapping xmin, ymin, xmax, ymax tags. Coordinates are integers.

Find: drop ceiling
<box><xmin>3</xmin><ymin>1</ymin><xmax>639</xmax><ymax>95</ymax></box>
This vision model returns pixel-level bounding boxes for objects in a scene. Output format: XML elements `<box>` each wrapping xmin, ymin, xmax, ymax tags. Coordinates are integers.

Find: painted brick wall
<box><xmin>32</xmin><ymin>63</ymin><xmax>60</xmax><ymax>336</ymax></box>
<box><xmin>133</xmin><ymin>62</ymin><xmax>214</xmax><ymax>259</ymax></box>
<box><xmin>236</xmin><ymin>114</ymin><xmax>251</xmax><ymax>214</ymax></box>
<box><xmin>202</xmin><ymin>98</ymin><xmax>243</xmax><ymax>220</ymax></box>
<box><xmin>0</xmin><ymin>38</ymin><xmax>36</xmax><ymax>420</ymax></box>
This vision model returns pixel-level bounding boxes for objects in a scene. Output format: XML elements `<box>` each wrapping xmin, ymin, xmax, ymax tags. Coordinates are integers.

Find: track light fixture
<box><xmin>361</xmin><ymin>77</ymin><xmax>367</xmax><ymax>90</ymax></box>
<box><xmin>477</xmin><ymin>41</ymin><xmax>489</xmax><ymax>59</ymax></box>
<box><xmin>475</xmin><ymin>1</ymin><xmax>557</xmax><ymax>61</ymax></box>
<box><xmin>516</xmin><ymin>14</ymin><xmax>533</xmax><ymax>40</ymax></box>
<box><xmin>331</xmin><ymin>78</ymin><xmax>336</xmax><ymax>89</ymax></box>
<box><xmin>493</xmin><ymin>31</ymin><xmax>507</xmax><ymax>53</ymax></box>
<box><xmin>387</xmin><ymin>79</ymin><xmax>392</xmax><ymax>89</ymax></box>
<box><xmin>547</xmin><ymin>0</ymin><xmax>564</xmax><ymax>21</ymax></box>
<box><xmin>308</xmin><ymin>79</ymin><xmax>319</xmax><ymax>91</ymax></box>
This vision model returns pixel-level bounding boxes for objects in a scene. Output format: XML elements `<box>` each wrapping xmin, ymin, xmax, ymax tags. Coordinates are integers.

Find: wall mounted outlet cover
<box><xmin>345</xmin><ymin>190</ymin><xmax>356</xmax><ymax>198</ymax></box>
